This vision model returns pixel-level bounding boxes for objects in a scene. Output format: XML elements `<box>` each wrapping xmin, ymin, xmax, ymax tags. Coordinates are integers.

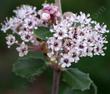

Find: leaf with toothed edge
<box><xmin>13</xmin><ymin>52</ymin><xmax>47</xmax><ymax>81</ymax></box>
<box><xmin>59</xmin><ymin>81</ymin><xmax>97</xmax><ymax>94</ymax></box>
<box><xmin>62</xmin><ymin>68</ymin><xmax>93</xmax><ymax>91</ymax></box>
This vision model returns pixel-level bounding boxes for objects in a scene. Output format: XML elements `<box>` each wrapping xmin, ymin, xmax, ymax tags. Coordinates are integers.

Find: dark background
<box><xmin>0</xmin><ymin>0</ymin><xmax>110</xmax><ymax>94</ymax></box>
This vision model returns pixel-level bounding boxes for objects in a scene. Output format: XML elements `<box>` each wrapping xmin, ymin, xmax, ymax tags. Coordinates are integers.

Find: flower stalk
<box><xmin>55</xmin><ymin>0</ymin><xmax>62</xmax><ymax>14</ymax></box>
<box><xmin>51</xmin><ymin>0</ymin><xmax>62</xmax><ymax>94</ymax></box>
<box><xmin>51</xmin><ymin>67</ymin><xmax>61</xmax><ymax>94</ymax></box>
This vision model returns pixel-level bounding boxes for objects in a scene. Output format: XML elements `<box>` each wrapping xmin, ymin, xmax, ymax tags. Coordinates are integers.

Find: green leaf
<box><xmin>62</xmin><ymin>68</ymin><xmax>92</xmax><ymax>91</ymax></box>
<box><xmin>10</xmin><ymin>73</ymin><xmax>29</xmax><ymax>90</ymax></box>
<box><xmin>13</xmin><ymin>52</ymin><xmax>47</xmax><ymax>81</ymax></box>
<box><xmin>34</xmin><ymin>27</ymin><xmax>53</xmax><ymax>40</ymax></box>
<box><xmin>24</xmin><ymin>51</ymin><xmax>45</xmax><ymax>60</ymax></box>
<box><xmin>60</xmin><ymin>85</ymin><xmax>97</xmax><ymax>94</ymax></box>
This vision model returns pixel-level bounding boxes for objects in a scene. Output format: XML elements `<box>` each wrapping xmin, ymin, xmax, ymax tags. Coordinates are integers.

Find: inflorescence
<box><xmin>47</xmin><ymin>12</ymin><xmax>109</xmax><ymax>68</ymax></box>
<box><xmin>1</xmin><ymin>4</ymin><xmax>109</xmax><ymax>68</ymax></box>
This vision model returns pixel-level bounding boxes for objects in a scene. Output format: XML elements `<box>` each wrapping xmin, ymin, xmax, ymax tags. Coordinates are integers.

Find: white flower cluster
<box><xmin>1</xmin><ymin>3</ymin><xmax>109</xmax><ymax>68</ymax></box>
<box><xmin>1</xmin><ymin>5</ymin><xmax>40</xmax><ymax>57</ymax></box>
<box><xmin>47</xmin><ymin>12</ymin><xmax>109</xmax><ymax>68</ymax></box>
<box><xmin>1</xmin><ymin>4</ymin><xmax>61</xmax><ymax>57</ymax></box>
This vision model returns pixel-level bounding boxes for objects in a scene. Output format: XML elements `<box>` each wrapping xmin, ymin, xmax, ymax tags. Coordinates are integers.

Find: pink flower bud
<box><xmin>55</xmin><ymin>12</ymin><xmax>61</xmax><ymax>17</ymax></box>
<box><xmin>41</xmin><ymin>12</ymin><xmax>51</xmax><ymax>21</ymax></box>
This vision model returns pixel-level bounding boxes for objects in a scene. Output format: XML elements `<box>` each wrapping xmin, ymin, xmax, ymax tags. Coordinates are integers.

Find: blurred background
<box><xmin>0</xmin><ymin>0</ymin><xmax>110</xmax><ymax>94</ymax></box>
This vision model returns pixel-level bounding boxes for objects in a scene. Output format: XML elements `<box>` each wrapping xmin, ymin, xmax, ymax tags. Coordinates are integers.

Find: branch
<box><xmin>55</xmin><ymin>0</ymin><xmax>62</xmax><ymax>14</ymax></box>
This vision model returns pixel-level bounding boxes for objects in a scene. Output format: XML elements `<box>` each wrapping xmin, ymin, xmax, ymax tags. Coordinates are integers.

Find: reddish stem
<box><xmin>51</xmin><ymin>68</ymin><xmax>61</xmax><ymax>94</ymax></box>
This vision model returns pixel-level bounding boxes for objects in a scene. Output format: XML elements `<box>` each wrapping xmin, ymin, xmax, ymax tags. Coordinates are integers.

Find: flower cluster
<box><xmin>47</xmin><ymin>12</ymin><xmax>109</xmax><ymax>68</ymax></box>
<box><xmin>1</xmin><ymin>3</ymin><xmax>109</xmax><ymax>68</ymax></box>
<box><xmin>1</xmin><ymin>5</ymin><xmax>40</xmax><ymax>57</ymax></box>
<box><xmin>1</xmin><ymin>4</ymin><xmax>61</xmax><ymax>57</ymax></box>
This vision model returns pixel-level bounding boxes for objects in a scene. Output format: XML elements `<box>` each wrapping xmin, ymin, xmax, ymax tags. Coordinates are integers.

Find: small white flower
<box><xmin>1</xmin><ymin>19</ymin><xmax>11</xmax><ymax>33</ymax></box>
<box><xmin>1</xmin><ymin>17</ymin><xmax>22</xmax><ymax>33</ymax></box>
<box><xmin>6</xmin><ymin>34</ymin><xmax>17</xmax><ymax>48</ymax></box>
<box><xmin>16</xmin><ymin>42</ymin><xmax>28</xmax><ymax>57</ymax></box>
<box><xmin>77</xmin><ymin>12</ymin><xmax>91</xmax><ymax>24</ymax></box>
<box><xmin>19</xmin><ymin>31</ymin><xmax>33</xmax><ymax>42</ymax></box>
<box><xmin>95</xmin><ymin>23</ymin><xmax>109</xmax><ymax>33</ymax></box>
<box><xmin>53</xmin><ymin>24</ymin><xmax>68</xmax><ymax>33</ymax></box>
<box><xmin>53</xmin><ymin>31</ymin><xmax>67</xmax><ymax>40</ymax></box>
<box><xmin>59</xmin><ymin>54</ymin><xmax>74</xmax><ymax>68</ymax></box>
<box><xmin>23</xmin><ymin>15</ymin><xmax>38</xmax><ymax>29</ymax></box>
<box><xmin>47</xmin><ymin>37</ymin><xmax>62</xmax><ymax>51</ymax></box>
<box><xmin>13</xmin><ymin>5</ymin><xmax>37</xmax><ymax>19</ymax></box>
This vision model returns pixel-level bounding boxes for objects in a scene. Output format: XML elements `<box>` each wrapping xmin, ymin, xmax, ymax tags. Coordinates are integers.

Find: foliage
<box><xmin>13</xmin><ymin>52</ymin><xmax>47</xmax><ymax>81</ymax></box>
<box><xmin>34</xmin><ymin>27</ymin><xmax>53</xmax><ymax>40</ymax></box>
